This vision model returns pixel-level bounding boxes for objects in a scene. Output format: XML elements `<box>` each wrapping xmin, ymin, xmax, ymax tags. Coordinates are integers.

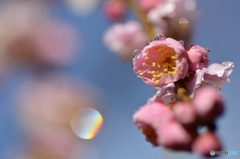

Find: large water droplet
<box><xmin>70</xmin><ymin>107</ymin><xmax>103</xmax><ymax>140</ymax></box>
<box><xmin>207</xmin><ymin>63</ymin><xmax>224</xmax><ymax>76</ymax></box>
<box><xmin>133</xmin><ymin>49</ymin><xmax>141</xmax><ymax>56</ymax></box>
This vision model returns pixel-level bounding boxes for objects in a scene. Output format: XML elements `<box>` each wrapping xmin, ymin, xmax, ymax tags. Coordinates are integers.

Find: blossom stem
<box><xmin>175</xmin><ymin>81</ymin><xmax>191</xmax><ymax>103</ymax></box>
<box><xmin>207</xmin><ymin>122</ymin><xmax>217</xmax><ymax>132</ymax></box>
<box><xmin>127</xmin><ymin>0</ymin><xmax>155</xmax><ymax>40</ymax></box>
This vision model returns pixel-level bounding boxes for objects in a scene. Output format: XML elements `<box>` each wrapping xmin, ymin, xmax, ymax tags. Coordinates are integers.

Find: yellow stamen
<box><xmin>155</xmin><ymin>80</ymin><xmax>160</xmax><ymax>84</ymax></box>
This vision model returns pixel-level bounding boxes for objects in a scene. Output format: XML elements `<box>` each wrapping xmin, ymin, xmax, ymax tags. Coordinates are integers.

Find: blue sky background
<box><xmin>0</xmin><ymin>0</ymin><xmax>239</xmax><ymax>159</ymax></box>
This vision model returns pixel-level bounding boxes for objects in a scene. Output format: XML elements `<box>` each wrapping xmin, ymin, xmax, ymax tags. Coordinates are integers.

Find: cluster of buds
<box><xmin>103</xmin><ymin>0</ymin><xmax>197</xmax><ymax>60</ymax></box>
<box><xmin>132</xmin><ymin>33</ymin><xmax>234</xmax><ymax>157</ymax></box>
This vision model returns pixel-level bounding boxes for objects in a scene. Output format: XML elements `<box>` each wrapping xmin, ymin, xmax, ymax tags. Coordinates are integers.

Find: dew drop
<box><xmin>70</xmin><ymin>107</ymin><xmax>103</xmax><ymax>140</ymax></box>
<box><xmin>222</xmin><ymin>62</ymin><xmax>227</xmax><ymax>67</ymax></box>
<box><xmin>205</xmin><ymin>48</ymin><xmax>211</xmax><ymax>54</ymax></box>
<box><xmin>207</xmin><ymin>63</ymin><xmax>224</xmax><ymax>76</ymax></box>
<box><xmin>179</xmin><ymin>40</ymin><xmax>184</xmax><ymax>45</ymax></box>
<box><xmin>154</xmin><ymin>36</ymin><xmax>160</xmax><ymax>41</ymax></box>
<box><xmin>154</xmin><ymin>34</ymin><xmax>166</xmax><ymax>41</ymax></box>
<box><xmin>133</xmin><ymin>49</ymin><xmax>141</xmax><ymax>56</ymax></box>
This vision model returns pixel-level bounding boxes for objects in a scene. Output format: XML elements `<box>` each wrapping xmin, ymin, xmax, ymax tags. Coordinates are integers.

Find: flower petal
<box><xmin>204</xmin><ymin>62</ymin><xmax>234</xmax><ymax>86</ymax></box>
<box><xmin>133</xmin><ymin>37</ymin><xmax>189</xmax><ymax>87</ymax></box>
<box><xmin>148</xmin><ymin>83</ymin><xmax>176</xmax><ymax>104</ymax></box>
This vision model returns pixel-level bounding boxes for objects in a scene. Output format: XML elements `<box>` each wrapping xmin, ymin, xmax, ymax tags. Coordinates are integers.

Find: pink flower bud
<box><xmin>104</xmin><ymin>0</ymin><xmax>126</xmax><ymax>20</ymax></box>
<box><xmin>173</xmin><ymin>102</ymin><xmax>196</xmax><ymax>125</ymax></box>
<box><xmin>187</xmin><ymin>45</ymin><xmax>210</xmax><ymax>71</ymax></box>
<box><xmin>159</xmin><ymin>120</ymin><xmax>196</xmax><ymax>151</ymax></box>
<box><xmin>192</xmin><ymin>131</ymin><xmax>222</xmax><ymax>157</ymax></box>
<box><xmin>133</xmin><ymin>37</ymin><xmax>189</xmax><ymax>87</ymax></box>
<box><xmin>193</xmin><ymin>87</ymin><xmax>224</xmax><ymax>122</ymax></box>
<box><xmin>133</xmin><ymin>102</ymin><xmax>174</xmax><ymax>146</ymax></box>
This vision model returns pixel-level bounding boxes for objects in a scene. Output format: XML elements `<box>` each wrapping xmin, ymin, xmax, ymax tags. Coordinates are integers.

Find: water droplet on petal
<box><xmin>70</xmin><ymin>107</ymin><xmax>103</xmax><ymax>140</ymax></box>
<box><xmin>179</xmin><ymin>40</ymin><xmax>184</xmax><ymax>45</ymax></box>
<box><xmin>133</xmin><ymin>49</ymin><xmax>141</xmax><ymax>56</ymax></box>
<box><xmin>222</xmin><ymin>62</ymin><xmax>227</xmax><ymax>67</ymax></box>
<box><xmin>205</xmin><ymin>48</ymin><xmax>211</xmax><ymax>54</ymax></box>
<box><xmin>154</xmin><ymin>34</ymin><xmax>166</xmax><ymax>41</ymax></box>
<box><xmin>153</xmin><ymin>36</ymin><xmax>160</xmax><ymax>41</ymax></box>
<box><xmin>207</xmin><ymin>63</ymin><xmax>224</xmax><ymax>76</ymax></box>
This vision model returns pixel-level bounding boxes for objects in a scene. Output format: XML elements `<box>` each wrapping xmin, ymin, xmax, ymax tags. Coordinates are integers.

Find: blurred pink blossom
<box><xmin>0</xmin><ymin>1</ymin><xmax>80</xmax><ymax>67</ymax></box>
<box><xmin>133</xmin><ymin>101</ymin><xmax>196</xmax><ymax>150</ymax></box>
<box><xmin>0</xmin><ymin>1</ymin><xmax>48</xmax><ymax>65</ymax></box>
<box><xmin>33</xmin><ymin>20</ymin><xmax>79</xmax><ymax>66</ymax></box>
<box><xmin>133</xmin><ymin>37</ymin><xmax>188</xmax><ymax>87</ymax></box>
<box><xmin>16</xmin><ymin>75</ymin><xmax>100</xmax><ymax>158</ymax></box>
<box><xmin>104</xmin><ymin>21</ymin><xmax>148</xmax><ymax>60</ymax></box>
<box><xmin>147</xmin><ymin>0</ymin><xmax>197</xmax><ymax>43</ymax></box>
<box><xmin>147</xmin><ymin>0</ymin><xmax>197</xmax><ymax>25</ymax></box>
<box><xmin>65</xmin><ymin>0</ymin><xmax>101</xmax><ymax>15</ymax></box>
<box><xmin>133</xmin><ymin>102</ymin><xmax>174</xmax><ymax>146</ymax></box>
<box><xmin>192</xmin><ymin>131</ymin><xmax>222</xmax><ymax>157</ymax></box>
<box><xmin>173</xmin><ymin>102</ymin><xmax>196</xmax><ymax>125</ymax></box>
<box><xmin>193</xmin><ymin>86</ymin><xmax>224</xmax><ymax>122</ymax></box>
<box><xmin>104</xmin><ymin>0</ymin><xmax>126</xmax><ymax>20</ymax></box>
<box><xmin>159</xmin><ymin>119</ymin><xmax>196</xmax><ymax>150</ymax></box>
<box><xmin>139</xmin><ymin>0</ymin><xmax>164</xmax><ymax>12</ymax></box>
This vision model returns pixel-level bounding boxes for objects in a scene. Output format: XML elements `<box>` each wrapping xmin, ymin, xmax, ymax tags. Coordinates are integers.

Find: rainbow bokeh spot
<box><xmin>70</xmin><ymin>107</ymin><xmax>103</xmax><ymax>140</ymax></box>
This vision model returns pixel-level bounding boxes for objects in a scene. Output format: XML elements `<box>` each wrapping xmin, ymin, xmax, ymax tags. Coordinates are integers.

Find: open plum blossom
<box><xmin>133</xmin><ymin>36</ymin><xmax>188</xmax><ymax>87</ymax></box>
<box><xmin>132</xmin><ymin>33</ymin><xmax>233</xmax><ymax>156</ymax></box>
<box><xmin>104</xmin><ymin>21</ymin><xmax>148</xmax><ymax>60</ymax></box>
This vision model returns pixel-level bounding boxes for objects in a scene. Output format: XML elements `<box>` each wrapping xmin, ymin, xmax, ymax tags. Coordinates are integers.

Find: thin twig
<box><xmin>127</xmin><ymin>0</ymin><xmax>155</xmax><ymax>40</ymax></box>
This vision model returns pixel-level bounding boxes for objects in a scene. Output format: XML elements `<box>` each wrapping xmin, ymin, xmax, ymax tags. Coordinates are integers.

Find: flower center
<box><xmin>140</xmin><ymin>45</ymin><xmax>177</xmax><ymax>85</ymax></box>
